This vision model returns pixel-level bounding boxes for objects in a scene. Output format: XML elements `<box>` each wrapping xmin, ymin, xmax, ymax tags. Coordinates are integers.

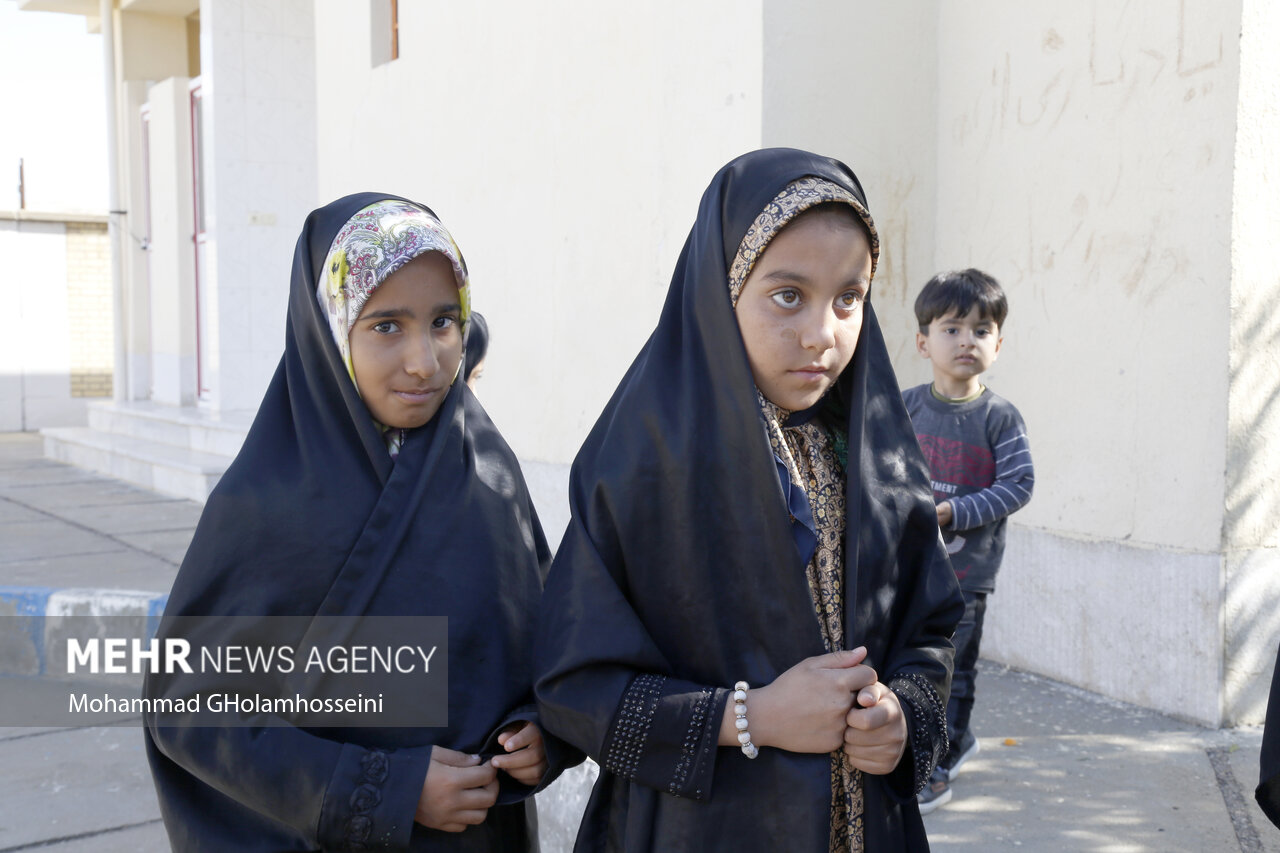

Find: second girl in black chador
<box><xmin>535</xmin><ymin>148</ymin><xmax>964</xmax><ymax>851</ymax></box>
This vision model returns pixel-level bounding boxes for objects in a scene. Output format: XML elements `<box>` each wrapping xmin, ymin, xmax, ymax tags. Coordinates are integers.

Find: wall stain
<box><xmin>1104</xmin><ymin>159</ymin><xmax>1124</xmax><ymax>208</ymax></box>
<box><xmin>1122</xmin><ymin>245</ymin><xmax>1154</xmax><ymax>296</ymax></box>
<box><xmin>1089</xmin><ymin>0</ymin><xmax>1125</xmax><ymax>86</ymax></box>
<box><xmin>1176</xmin><ymin>0</ymin><xmax>1223</xmax><ymax>78</ymax></box>
<box><xmin>874</xmin><ymin>174</ymin><xmax>917</xmax><ymax>306</ymax></box>
<box><xmin>1059</xmin><ymin>195</ymin><xmax>1088</xmax><ymax>255</ymax></box>
<box><xmin>1141</xmin><ymin>49</ymin><xmax>1167</xmax><ymax>84</ymax></box>
<box><xmin>999</xmin><ymin>52</ymin><xmax>1011</xmax><ymax>133</ymax></box>
<box><xmin>1017</xmin><ymin>70</ymin><xmax>1069</xmax><ymax>128</ymax></box>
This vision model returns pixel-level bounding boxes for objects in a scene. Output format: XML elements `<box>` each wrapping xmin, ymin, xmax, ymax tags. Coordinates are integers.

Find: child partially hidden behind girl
<box><xmin>535</xmin><ymin>149</ymin><xmax>964</xmax><ymax>851</ymax></box>
<box><xmin>145</xmin><ymin>196</ymin><xmax>565</xmax><ymax>851</ymax></box>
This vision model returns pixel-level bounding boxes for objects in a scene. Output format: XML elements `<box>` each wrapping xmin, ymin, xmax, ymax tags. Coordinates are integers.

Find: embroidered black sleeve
<box><xmin>603</xmin><ymin>673</ymin><xmax>666</xmax><ymax>780</ymax></box>
<box><xmin>668</xmin><ymin>686</ymin><xmax>716</xmax><ymax>796</ymax></box>
<box><xmin>340</xmin><ymin>749</ymin><xmax>390</xmax><ymax>851</ymax></box>
<box><xmin>600</xmin><ymin>676</ymin><xmax>728</xmax><ymax>801</ymax></box>
<box><xmin>317</xmin><ymin>743</ymin><xmax>429</xmax><ymax>852</ymax></box>
<box><xmin>890</xmin><ymin>673</ymin><xmax>948</xmax><ymax>794</ymax></box>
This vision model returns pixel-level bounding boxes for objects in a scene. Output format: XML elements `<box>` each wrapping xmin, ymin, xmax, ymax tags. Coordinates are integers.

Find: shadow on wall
<box><xmin>0</xmin><ymin>371</ymin><xmax>108</xmax><ymax>431</ymax></box>
<box><xmin>1223</xmin><ymin>295</ymin><xmax>1280</xmax><ymax>725</ymax></box>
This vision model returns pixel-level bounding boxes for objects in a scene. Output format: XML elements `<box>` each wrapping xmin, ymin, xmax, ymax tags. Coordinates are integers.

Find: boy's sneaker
<box><xmin>947</xmin><ymin>729</ymin><xmax>981</xmax><ymax>778</ymax></box>
<box><xmin>917</xmin><ymin>766</ymin><xmax>951</xmax><ymax>815</ymax></box>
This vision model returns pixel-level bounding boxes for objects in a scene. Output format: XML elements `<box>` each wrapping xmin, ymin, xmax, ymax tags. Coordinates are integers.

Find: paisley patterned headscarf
<box><xmin>316</xmin><ymin>199</ymin><xmax>471</xmax><ymax>455</ymax></box>
<box><xmin>728</xmin><ymin>177</ymin><xmax>879</xmax><ymax>853</ymax></box>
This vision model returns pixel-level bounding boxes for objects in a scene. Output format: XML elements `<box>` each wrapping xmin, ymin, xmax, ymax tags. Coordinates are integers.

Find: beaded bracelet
<box><xmin>733</xmin><ymin>681</ymin><xmax>759</xmax><ymax>759</ymax></box>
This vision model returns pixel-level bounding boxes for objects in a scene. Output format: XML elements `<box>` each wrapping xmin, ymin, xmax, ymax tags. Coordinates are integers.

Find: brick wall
<box><xmin>64</xmin><ymin>222</ymin><xmax>113</xmax><ymax>398</ymax></box>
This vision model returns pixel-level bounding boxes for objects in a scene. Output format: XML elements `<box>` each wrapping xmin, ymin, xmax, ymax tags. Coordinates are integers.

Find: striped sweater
<box><xmin>902</xmin><ymin>384</ymin><xmax>1034</xmax><ymax>592</ymax></box>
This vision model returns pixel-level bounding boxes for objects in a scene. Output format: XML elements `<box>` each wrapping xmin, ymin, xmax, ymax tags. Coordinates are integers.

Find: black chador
<box><xmin>1258</xmin><ymin>645</ymin><xmax>1280</xmax><ymax>828</ymax></box>
<box><xmin>144</xmin><ymin>193</ymin><xmax>565</xmax><ymax>851</ymax></box>
<box><xmin>535</xmin><ymin>149</ymin><xmax>964</xmax><ymax>851</ymax></box>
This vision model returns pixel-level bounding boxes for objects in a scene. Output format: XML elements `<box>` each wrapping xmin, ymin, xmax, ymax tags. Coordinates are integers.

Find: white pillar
<box><xmin>102</xmin><ymin>0</ymin><xmax>128</xmax><ymax>403</ymax></box>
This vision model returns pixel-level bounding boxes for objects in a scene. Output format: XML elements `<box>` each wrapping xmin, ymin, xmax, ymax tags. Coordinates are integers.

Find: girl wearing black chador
<box><xmin>535</xmin><ymin>148</ymin><xmax>964</xmax><ymax>852</ymax></box>
<box><xmin>145</xmin><ymin>195</ymin><xmax>566</xmax><ymax>851</ymax></box>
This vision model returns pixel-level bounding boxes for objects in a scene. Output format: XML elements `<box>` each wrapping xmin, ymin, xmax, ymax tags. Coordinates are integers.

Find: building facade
<box><xmin>23</xmin><ymin>0</ymin><xmax>1280</xmax><ymax>728</ymax></box>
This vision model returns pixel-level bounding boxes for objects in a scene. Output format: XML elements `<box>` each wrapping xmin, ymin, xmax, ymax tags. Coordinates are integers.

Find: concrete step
<box><xmin>41</xmin><ymin>427</ymin><xmax>229</xmax><ymax>503</ymax></box>
<box><xmin>86</xmin><ymin>400</ymin><xmax>251</xmax><ymax>458</ymax></box>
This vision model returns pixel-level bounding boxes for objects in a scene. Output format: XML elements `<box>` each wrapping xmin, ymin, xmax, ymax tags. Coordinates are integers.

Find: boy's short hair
<box><xmin>914</xmin><ymin>268</ymin><xmax>1007</xmax><ymax>332</ymax></box>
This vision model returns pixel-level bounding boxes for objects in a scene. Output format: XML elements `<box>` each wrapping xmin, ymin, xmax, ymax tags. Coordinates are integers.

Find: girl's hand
<box><xmin>721</xmin><ymin>649</ymin><xmax>876</xmax><ymax>754</ymax></box>
<box><xmin>843</xmin><ymin>680</ymin><xmax>908</xmax><ymax>774</ymax></box>
<box><xmin>936</xmin><ymin>500</ymin><xmax>953</xmax><ymax>528</ymax></box>
<box><xmin>415</xmin><ymin>746</ymin><xmax>498</xmax><ymax>832</ymax></box>
<box><xmin>491</xmin><ymin>721</ymin><xmax>548</xmax><ymax>787</ymax></box>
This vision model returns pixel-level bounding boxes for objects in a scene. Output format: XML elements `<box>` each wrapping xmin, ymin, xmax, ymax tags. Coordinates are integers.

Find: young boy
<box><xmin>903</xmin><ymin>268</ymin><xmax>1035</xmax><ymax>814</ymax></box>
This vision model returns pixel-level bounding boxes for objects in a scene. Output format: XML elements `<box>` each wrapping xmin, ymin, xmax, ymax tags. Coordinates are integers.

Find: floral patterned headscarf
<box><xmin>317</xmin><ymin>199</ymin><xmax>471</xmax><ymax>387</ymax></box>
<box><xmin>316</xmin><ymin>199</ymin><xmax>470</xmax><ymax>456</ymax></box>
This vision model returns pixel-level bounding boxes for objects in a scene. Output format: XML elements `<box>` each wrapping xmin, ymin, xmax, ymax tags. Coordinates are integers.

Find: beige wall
<box><xmin>762</xmin><ymin>0</ymin><xmax>939</xmax><ymax>364</ymax></box>
<box><xmin>933</xmin><ymin>0</ymin><xmax>1237</xmax><ymax>552</ymax></box>
<box><xmin>1224</xmin><ymin>0</ymin><xmax>1280</xmax><ymax>723</ymax></box>
<box><xmin>313</xmin><ymin>1</ymin><xmax>765</xmax><ymax>463</ymax></box>
<box><xmin>119</xmin><ymin>9</ymin><xmax>190</xmax><ymax>82</ymax></box>
<box><xmin>923</xmin><ymin>0</ymin><xmax>1280</xmax><ymax>725</ymax></box>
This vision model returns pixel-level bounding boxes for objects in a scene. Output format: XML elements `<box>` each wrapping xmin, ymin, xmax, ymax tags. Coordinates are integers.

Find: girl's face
<box><xmin>735</xmin><ymin>209</ymin><xmax>873</xmax><ymax>412</ymax></box>
<box><xmin>350</xmin><ymin>252</ymin><xmax>464</xmax><ymax>429</ymax></box>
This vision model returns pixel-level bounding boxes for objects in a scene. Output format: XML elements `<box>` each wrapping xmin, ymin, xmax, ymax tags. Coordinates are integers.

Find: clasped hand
<box><xmin>415</xmin><ymin>722</ymin><xmax>548</xmax><ymax>832</ymax></box>
<box><xmin>726</xmin><ymin>648</ymin><xmax>907</xmax><ymax>775</ymax></box>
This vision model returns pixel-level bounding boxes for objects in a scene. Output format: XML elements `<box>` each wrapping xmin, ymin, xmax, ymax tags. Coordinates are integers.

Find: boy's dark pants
<box><xmin>945</xmin><ymin>589</ymin><xmax>988</xmax><ymax>767</ymax></box>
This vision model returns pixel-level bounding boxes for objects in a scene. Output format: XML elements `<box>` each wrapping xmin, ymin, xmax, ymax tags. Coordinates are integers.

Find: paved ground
<box><xmin>923</xmin><ymin>667</ymin><xmax>1275</xmax><ymax>852</ymax></box>
<box><xmin>1</xmin><ymin>431</ymin><xmax>1278</xmax><ymax>851</ymax></box>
